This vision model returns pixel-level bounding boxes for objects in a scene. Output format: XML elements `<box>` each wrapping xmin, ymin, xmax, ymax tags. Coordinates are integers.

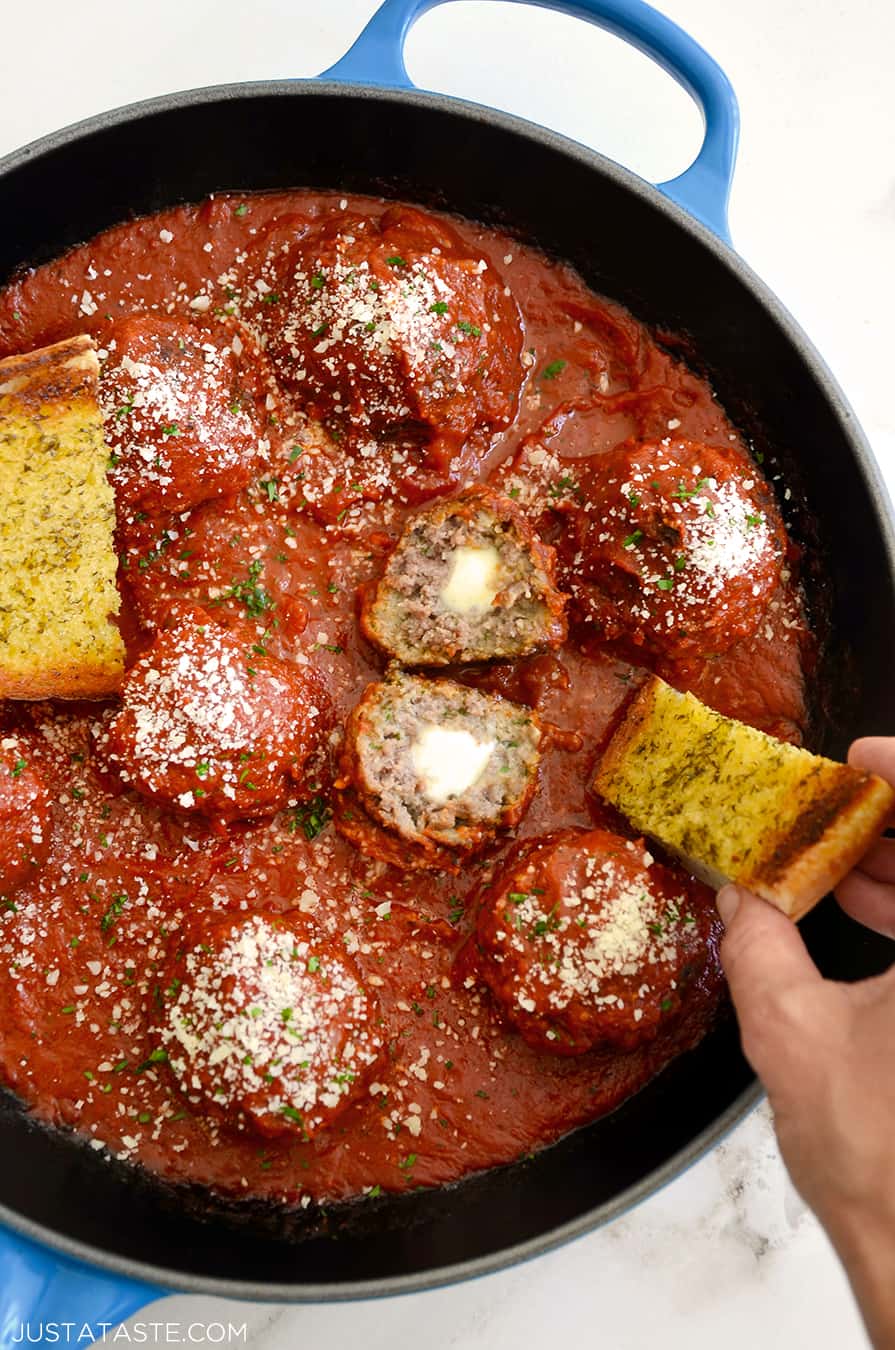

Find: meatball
<box><xmin>554</xmin><ymin>439</ymin><xmax>785</xmax><ymax>658</ymax></box>
<box><xmin>360</xmin><ymin>486</ymin><xmax>568</xmax><ymax>665</ymax></box>
<box><xmin>471</xmin><ymin>828</ymin><xmax>710</xmax><ymax>1053</ymax></box>
<box><xmin>335</xmin><ymin>670</ymin><xmax>542</xmax><ymax>863</ymax></box>
<box><xmin>0</xmin><ymin>735</ymin><xmax>50</xmax><ymax>894</ymax></box>
<box><xmin>98</xmin><ymin>614</ymin><xmax>329</xmax><ymax>821</ymax></box>
<box><xmin>100</xmin><ymin>315</ymin><xmax>269</xmax><ymax>519</ymax></box>
<box><xmin>245</xmin><ymin>204</ymin><xmax>523</xmax><ymax>500</ymax></box>
<box><xmin>160</xmin><ymin>911</ymin><xmax>383</xmax><ymax>1138</ymax></box>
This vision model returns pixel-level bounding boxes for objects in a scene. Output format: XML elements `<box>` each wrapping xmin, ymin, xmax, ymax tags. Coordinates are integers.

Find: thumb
<box><xmin>717</xmin><ymin>884</ymin><xmax>824</xmax><ymax>1089</ymax></box>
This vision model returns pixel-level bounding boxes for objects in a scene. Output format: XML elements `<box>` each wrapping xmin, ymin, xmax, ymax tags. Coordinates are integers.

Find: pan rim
<box><xmin>0</xmin><ymin>1083</ymin><xmax>764</xmax><ymax>1299</ymax></box>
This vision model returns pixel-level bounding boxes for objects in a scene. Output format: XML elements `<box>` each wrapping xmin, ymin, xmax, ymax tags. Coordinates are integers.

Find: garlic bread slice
<box><xmin>0</xmin><ymin>335</ymin><xmax>124</xmax><ymax>698</ymax></box>
<box><xmin>594</xmin><ymin>676</ymin><xmax>894</xmax><ymax>920</ymax></box>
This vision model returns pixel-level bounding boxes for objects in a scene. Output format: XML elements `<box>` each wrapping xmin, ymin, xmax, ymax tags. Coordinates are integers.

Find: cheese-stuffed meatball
<box><xmin>0</xmin><ymin>735</ymin><xmax>50</xmax><ymax>894</ymax></box>
<box><xmin>554</xmin><ymin>439</ymin><xmax>786</xmax><ymax>659</ymax></box>
<box><xmin>360</xmin><ymin>485</ymin><xmax>567</xmax><ymax>665</ymax></box>
<box><xmin>160</xmin><ymin>912</ymin><xmax>383</xmax><ymax>1139</ymax></box>
<box><xmin>97</xmin><ymin>614</ymin><xmax>329</xmax><ymax>821</ymax></box>
<box><xmin>471</xmin><ymin>828</ymin><xmax>713</xmax><ymax>1053</ymax></box>
<box><xmin>335</xmin><ymin>670</ymin><xmax>542</xmax><ymax>866</ymax></box>
<box><xmin>100</xmin><ymin>315</ymin><xmax>269</xmax><ymax>519</ymax></box>
<box><xmin>246</xmin><ymin>204</ymin><xmax>523</xmax><ymax>502</ymax></box>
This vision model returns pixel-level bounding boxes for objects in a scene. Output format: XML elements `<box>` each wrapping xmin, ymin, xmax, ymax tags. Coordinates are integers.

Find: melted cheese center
<box><xmin>410</xmin><ymin>725</ymin><xmax>496</xmax><ymax>803</ymax></box>
<box><xmin>439</xmin><ymin>545</ymin><xmax>501</xmax><ymax>614</ymax></box>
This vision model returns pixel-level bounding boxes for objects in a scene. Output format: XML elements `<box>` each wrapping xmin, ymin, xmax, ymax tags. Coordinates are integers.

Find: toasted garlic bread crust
<box><xmin>595</xmin><ymin>676</ymin><xmax>895</xmax><ymax>920</ymax></box>
<box><xmin>0</xmin><ymin>335</ymin><xmax>124</xmax><ymax>698</ymax></box>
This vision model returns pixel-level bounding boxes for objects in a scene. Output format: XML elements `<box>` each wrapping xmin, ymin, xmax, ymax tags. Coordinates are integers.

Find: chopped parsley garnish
<box><xmin>385</xmin><ymin>255</ymin><xmax>407</xmax><ymax>268</ymax></box>
<box><xmin>548</xmin><ymin>475</ymin><xmax>577</xmax><ymax>498</ymax></box>
<box><xmin>398</xmin><ymin>1152</ymin><xmax>417</xmax><ymax>1171</ymax></box>
<box><xmin>540</xmin><ymin>359</ymin><xmax>567</xmax><ymax>380</ymax></box>
<box><xmin>656</xmin><ymin>577</ymin><xmax>675</xmax><ymax>591</ymax></box>
<box><xmin>233</xmin><ymin>203</ymin><xmax>248</xmax><ymax>217</ymax></box>
<box><xmin>429</xmin><ymin>301</ymin><xmax>449</xmax><ymax>315</ymax></box>
<box><xmin>673</xmin><ymin>477</ymin><xmax>709</xmax><ymax>501</ymax></box>
<box><xmin>289</xmin><ymin>445</ymin><xmax>305</xmax><ymax>463</ymax></box>
<box><xmin>281</xmin><ymin>1105</ymin><xmax>304</xmax><ymax>1124</ymax></box>
<box><xmin>259</xmin><ymin>478</ymin><xmax>279</xmax><ymax>503</ymax></box>
<box><xmin>10</xmin><ymin>759</ymin><xmax>26</xmax><ymax>778</ymax></box>
<box><xmin>261</xmin><ymin>292</ymin><xmax>281</xmax><ymax>305</ymax></box>
<box><xmin>218</xmin><ymin>559</ymin><xmax>273</xmax><ymax>619</ymax></box>
<box><xmin>745</xmin><ymin>513</ymin><xmax>762</xmax><ymax>528</ymax></box>
<box><xmin>310</xmin><ymin>273</ymin><xmax>325</xmax><ymax>289</ymax></box>
<box><xmin>622</xmin><ymin>530</ymin><xmax>643</xmax><ymax>549</ymax></box>
<box><xmin>100</xmin><ymin>892</ymin><xmax>128</xmax><ymax>935</ymax></box>
<box><xmin>307</xmin><ymin>956</ymin><xmax>321</xmax><ymax>974</ymax></box>
<box><xmin>287</xmin><ymin>794</ymin><xmax>332</xmax><ymax>841</ymax></box>
<box><xmin>134</xmin><ymin>1047</ymin><xmax>168</xmax><ymax>1074</ymax></box>
<box><xmin>456</xmin><ymin>320</ymin><xmax>481</xmax><ymax>337</ymax></box>
<box><xmin>161</xmin><ymin>423</ymin><xmax>180</xmax><ymax>437</ymax></box>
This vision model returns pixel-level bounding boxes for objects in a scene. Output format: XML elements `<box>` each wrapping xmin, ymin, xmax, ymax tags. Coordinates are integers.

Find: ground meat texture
<box><xmin>471</xmin><ymin>828</ymin><xmax>710</xmax><ymax>1054</ymax></box>
<box><xmin>159</xmin><ymin>911</ymin><xmax>383</xmax><ymax>1139</ymax></box>
<box><xmin>100</xmin><ymin>314</ymin><xmax>269</xmax><ymax>520</ymax></box>
<box><xmin>360</xmin><ymin>485</ymin><xmax>568</xmax><ymax>665</ymax></box>
<box><xmin>0</xmin><ymin>735</ymin><xmax>50</xmax><ymax>894</ymax></box>
<box><xmin>96</xmin><ymin>616</ymin><xmax>329</xmax><ymax>821</ymax></box>
<box><xmin>244</xmin><ymin>204</ymin><xmax>523</xmax><ymax>494</ymax></box>
<box><xmin>337</xmin><ymin>670</ymin><xmax>542</xmax><ymax>859</ymax></box>
<box><xmin>554</xmin><ymin>439</ymin><xmax>786</xmax><ymax>659</ymax></box>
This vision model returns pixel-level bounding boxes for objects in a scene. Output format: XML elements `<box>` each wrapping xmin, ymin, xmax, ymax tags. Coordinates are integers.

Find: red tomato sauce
<box><xmin>0</xmin><ymin>192</ymin><xmax>810</xmax><ymax>1210</ymax></box>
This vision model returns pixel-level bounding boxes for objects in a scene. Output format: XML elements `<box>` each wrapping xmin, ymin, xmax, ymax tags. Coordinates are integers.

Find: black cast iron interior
<box><xmin>1</xmin><ymin>83</ymin><xmax>893</xmax><ymax>1299</ymax></box>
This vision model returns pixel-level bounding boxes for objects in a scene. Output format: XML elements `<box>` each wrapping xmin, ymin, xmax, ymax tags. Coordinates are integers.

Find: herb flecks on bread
<box><xmin>594</xmin><ymin>676</ymin><xmax>894</xmax><ymax>921</ymax></box>
<box><xmin>0</xmin><ymin>335</ymin><xmax>124</xmax><ymax>698</ymax></box>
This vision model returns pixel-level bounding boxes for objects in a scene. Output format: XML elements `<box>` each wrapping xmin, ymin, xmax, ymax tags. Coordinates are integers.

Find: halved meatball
<box><xmin>97</xmin><ymin>612</ymin><xmax>329</xmax><ymax>821</ymax></box>
<box><xmin>336</xmin><ymin>670</ymin><xmax>542</xmax><ymax>862</ymax></box>
<box><xmin>159</xmin><ymin>911</ymin><xmax>383</xmax><ymax>1139</ymax></box>
<box><xmin>244</xmin><ymin>204</ymin><xmax>523</xmax><ymax>501</ymax></box>
<box><xmin>0</xmin><ymin>735</ymin><xmax>50</xmax><ymax>894</ymax></box>
<box><xmin>554</xmin><ymin>439</ymin><xmax>786</xmax><ymax>659</ymax></box>
<box><xmin>360</xmin><ymin>486</ymin><xmax>568</xmax><ymax>665</ymax></box>
<box><xmin>471</xmin><ymin>827</ymin><xmax>712</xmax><ymax>1053</ymax></box>
<box><xmin>100</xmin><ymin>314</ymin><xmax>269</xmax><ymax>520</ymax></box>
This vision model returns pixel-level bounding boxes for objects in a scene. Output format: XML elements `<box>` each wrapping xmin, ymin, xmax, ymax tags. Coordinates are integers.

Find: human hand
<box><xmin>834</xmin><ymin>738</ymin><xmax>895</xmax><ymax>939</ymax></box>
<box><xmin>717</xmin><ymin>737</ymin><xmax>895</xmax><ymax>1349</ymax></box>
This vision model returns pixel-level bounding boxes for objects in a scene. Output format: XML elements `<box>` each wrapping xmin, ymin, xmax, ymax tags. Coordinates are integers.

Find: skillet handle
<box><xmin>319</xmin><ymin>0</ymin><xmax>739</xmax><ymax>242</ymax></box>
<box><xmin>0</xmin><ymin>1229</ymin><xmax>160</xmax><ymax>1346</ymax></box>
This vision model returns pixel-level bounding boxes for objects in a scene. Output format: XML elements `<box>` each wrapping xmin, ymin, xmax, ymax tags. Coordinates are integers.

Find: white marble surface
<box><xmin>2</xmin><ymin>0</ymin><xmax>892</xmax><ymax>1344</ymax></box>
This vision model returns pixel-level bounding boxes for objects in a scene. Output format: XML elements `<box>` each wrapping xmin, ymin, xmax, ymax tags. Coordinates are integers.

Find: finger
<box><xmin>717</xmin><ymin>885</ymin><xmax>823</xmax><ymax>1086</ymax></box>
<box><xmin>848</xmin><ymin>836</ymin><xmax>895</xmax><ymax>885</ymax></box>
<box><xmin>834</xmin><ymin>869</ymin><xmax>895</xmax><ymax>940</ymax></box>
<box><xmin>848</xmin><ymin>737</ymin><xmax>895</xmax><ymax>805</ymax></box>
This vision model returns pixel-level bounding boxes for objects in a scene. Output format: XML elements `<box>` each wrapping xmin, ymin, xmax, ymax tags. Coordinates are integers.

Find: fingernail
<box><xmin>716</xmin><ymin>885</ymin><xmax>742</xmax><ymax>926</ymax></box>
